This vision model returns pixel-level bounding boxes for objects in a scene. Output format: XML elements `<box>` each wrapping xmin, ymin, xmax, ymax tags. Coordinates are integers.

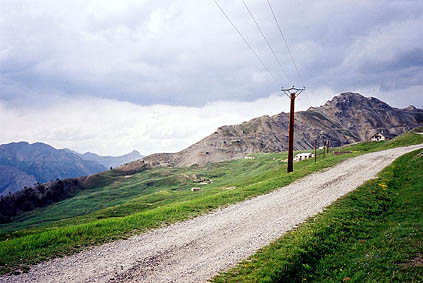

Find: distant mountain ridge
<box><xmin>118</xmin><ymin>92</ymin><xmax>423</xmax><ymax>173</ymax></box>
<box><xmin>0</xmin><ymin>142</ymin><xmax>142</xmax><ymax>196</ymax></box>
<box><xmin>71</xmin><ymin>150</ymin><xmax>143</xmax><ymax>169</ymax></box>
<box><xmin>0</xmin><ymin>142</ymin><xmax>106</xmax><ymax>196</ymax></box>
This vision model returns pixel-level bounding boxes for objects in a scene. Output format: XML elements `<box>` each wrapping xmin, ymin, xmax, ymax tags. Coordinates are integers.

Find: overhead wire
<box><xmin>212</xmin><ymin>0</ymin><xmax>277</xmax><ymax>82</ymax></box>
<box><xmin>241</xmin><ymin>0</ymin><xmax>291</xmax><ymax>85</ymax></box>
<box><xmin>266</xmin><ymin>0</ymin><xmax>304</xmax><ymax>86</ymax></box>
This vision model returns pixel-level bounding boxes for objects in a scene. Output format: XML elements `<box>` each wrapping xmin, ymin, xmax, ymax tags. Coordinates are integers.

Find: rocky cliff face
<box><xmin>117</xmin><ymin>92</ymin><xmax>423</xmax><ymax>172</ymax></box>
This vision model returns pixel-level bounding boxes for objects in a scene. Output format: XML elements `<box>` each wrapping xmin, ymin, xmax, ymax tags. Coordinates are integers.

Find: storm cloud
<box><xmin>0</xmin><ymin>0</ymin><xmax>422</xmax><ymax>154</ymax></box>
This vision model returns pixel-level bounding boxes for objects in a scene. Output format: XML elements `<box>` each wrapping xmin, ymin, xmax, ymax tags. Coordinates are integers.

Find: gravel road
<box><xmin>1</xmin><ymin>145</ymin><xmax>422</xmax><ymax>283</ymax></box>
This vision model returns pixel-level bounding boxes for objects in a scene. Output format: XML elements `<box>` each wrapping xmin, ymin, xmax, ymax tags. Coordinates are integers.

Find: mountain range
<box><xmin>0</xmin><ymin>92</ymin><xmax>422</xmax><ymax>223</ymax></box>
<box><xmin>0</xmin><ymin>142</ymin><xmax>142</xmax><ymax>196</ymax></box>
<box><xmin>117</xmin><ymin>92</ymin><xmax>423</xmax><ymax>173</ymax></box>
<box><xmin>65</xmin><ymin>149</ymin><xmax>143</xmax><ymax>169</ymax></box>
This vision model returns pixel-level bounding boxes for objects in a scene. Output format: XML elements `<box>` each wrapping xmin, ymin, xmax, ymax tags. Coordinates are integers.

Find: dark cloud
<box><xmin>0</xmin><ymin>0</ymin><xmax>422</xmax><ymax>108</ymax></box>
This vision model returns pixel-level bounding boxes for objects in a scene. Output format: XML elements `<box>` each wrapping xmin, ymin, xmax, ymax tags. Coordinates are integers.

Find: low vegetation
<box><xmin>0</xmin><ymin>131</ymin><xmax>422</xmax><ymax>275</ymax></box>
<box><xmin>213</xmin><ymin>148</ymin><xmax>423</xmax><ymax>282</ymax></box>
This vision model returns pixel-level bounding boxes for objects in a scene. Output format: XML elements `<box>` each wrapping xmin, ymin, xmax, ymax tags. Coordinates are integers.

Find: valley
<box><xmin>0</xmin><ymin>130</ymin><xmax>422</xmax><ymax>278</ymax></box>
<box><xmin>1</xmin><ymin>138</ymin><xmax>422</xmax><ymax>282</ymax></box>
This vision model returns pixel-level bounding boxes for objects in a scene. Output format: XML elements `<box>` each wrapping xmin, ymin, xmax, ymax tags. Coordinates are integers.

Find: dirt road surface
<box><xmin>1</xmin><ymin>144</ymin><xmax>422</xmax><ymax>283</ymax></box>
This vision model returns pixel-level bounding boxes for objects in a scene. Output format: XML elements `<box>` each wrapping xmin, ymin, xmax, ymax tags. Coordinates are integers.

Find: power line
<box><xmin>266</xmin><ymin>0</ymin><xmax>304</xmax><ymax>85</ymax></box>
<box><xmin>241</xmin><ymin>0</ymin><xmax>291</xmax><ymax>85</ymax></box>
<box><xmin>213</xmin><ymin>0</ymin><xmax>276</xmax><ymax>82</ymax></box>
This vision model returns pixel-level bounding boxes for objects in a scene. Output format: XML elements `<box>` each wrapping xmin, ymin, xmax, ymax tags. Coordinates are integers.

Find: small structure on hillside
<box><xmin>294</xmin><ymin>153</ymin><xmax>313</xmax><ymax>161</ymax></box>
<box><xmin>371</xmin><ymin>132</ymin><xmax>396</xmax><ymax>142</ymax></box>
<box><xmin>191</xmin><ymin>187</ymin><xmax>201</xmax><ymax>192</ymax></box>
<box><xmin>244</xmin><ymin>156</ymin><xmax>256</xmax><ymax>160</ymax></box>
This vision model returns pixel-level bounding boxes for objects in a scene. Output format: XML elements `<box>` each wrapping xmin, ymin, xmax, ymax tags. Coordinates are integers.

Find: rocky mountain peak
<box><xmin>322</xmin><ymin>92</ymin><xmax>391</xmax><ymax>111</ymax></box>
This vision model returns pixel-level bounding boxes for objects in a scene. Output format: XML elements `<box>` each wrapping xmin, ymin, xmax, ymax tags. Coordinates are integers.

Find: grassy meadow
<box><xmin>0</xmin><ymin>130</ymin><xmax>422</xmax><ymax>275</ymax></box>
<box><xmin>213</xmin><ymin>148</ymin><xmax>423</xmax><ymax>282</ymax></box>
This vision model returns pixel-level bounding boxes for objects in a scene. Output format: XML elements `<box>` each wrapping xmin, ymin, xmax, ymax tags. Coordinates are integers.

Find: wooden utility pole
<box><xmin>287</xmin><ymin>92</ymin><xmax>295</xmax><ymax>172</ymax></box>
<box><xmin>314</xmin><ymin>139</ymin><xmax>317</xmax><ymax>162</ymax></box>
<box><xmin>326</xmin><ymin>140</ymin><xmax>329</xmax><ymax>154</ymax></box>
<box><xmin>281</xmin><ymin>86</ymin><xmax>305</xmax><ymax>173</ymax></box>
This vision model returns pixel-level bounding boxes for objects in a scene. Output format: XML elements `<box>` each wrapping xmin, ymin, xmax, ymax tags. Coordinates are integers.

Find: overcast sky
<box><xmin>0</xmin><ymin>0</ymin><xmax>422</xmax><ymax>155</ymax></box>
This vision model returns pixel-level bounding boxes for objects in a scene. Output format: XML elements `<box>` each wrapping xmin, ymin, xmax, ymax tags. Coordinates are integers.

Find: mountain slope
<box><xmin>1</xmin><ymin>144</ymin><xmax>422</xmax><ymax>281</ymax></box>
<box><xmin>118</xmin><ymin>92</ymin><xmax>423</xmax><ymax>172</ymax></box>
<box><xmin>0</xmin><ymin>142</ymin><xmax>106</xmax><ymax>195</ymax></box>
<box><xmin>0</xmin><ymin>165</ymin><xmax>36</xmax><ymax>195</ymax></box>
<box><xmin>77</xmin><ymin>150</ymin><xmax>143</xmax><ymax>169</ymax></box>
<box><xmin>311</xmin><ymin>92</ymin><xmax>423</xmax><ymax>140</ymax></box>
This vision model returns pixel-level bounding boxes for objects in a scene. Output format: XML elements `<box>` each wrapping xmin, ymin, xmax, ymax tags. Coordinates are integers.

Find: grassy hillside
<box><xmin>213</xmin><ymin>148</ymin><xmax>423</xmax><ymax>282</ymax></box>
<box><xmin>0</xmin><ymin>131</ymin><xmax>422</xmax><ymax>275</ymax></box>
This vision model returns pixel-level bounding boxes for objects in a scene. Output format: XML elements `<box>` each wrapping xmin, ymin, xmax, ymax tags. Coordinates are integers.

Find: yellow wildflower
<box><xmin>378</xmin><ymin>183</ymin><xmax>388</xmax><ymax>190</ymax></box>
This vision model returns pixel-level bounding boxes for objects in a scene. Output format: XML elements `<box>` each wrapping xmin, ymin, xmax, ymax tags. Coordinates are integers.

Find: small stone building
<box><xmin>294</xmin><ymin>153</ymin><xmax>313</xmax><ymax>161</ymax></box>
<box><xmin>371</xmin><ymin>132</ymin><xmax>396</xmax><ymax>142</ymax></box>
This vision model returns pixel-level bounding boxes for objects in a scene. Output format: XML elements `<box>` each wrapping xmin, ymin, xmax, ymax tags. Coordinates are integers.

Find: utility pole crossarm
<box><xmin>281</xmin><ymin>86</ymin><xmax>306</xmax><ymax>98</ymax></box>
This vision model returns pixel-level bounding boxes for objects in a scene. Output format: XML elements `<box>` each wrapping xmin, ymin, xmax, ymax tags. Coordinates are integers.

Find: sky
<box><xmin>0</xmin><ymin>0</ymin><xmax>422</xmax><ymax>156</ymax></box>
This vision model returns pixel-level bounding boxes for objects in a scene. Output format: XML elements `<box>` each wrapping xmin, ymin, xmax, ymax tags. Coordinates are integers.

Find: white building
<box><xmin>371</xmin><ymin>132</ymin><xmax>396</xmax><ymax>142</ymax></box>
<box><xmin>244</xmin><ymin>156</ymin><xmax>256</xmax><ymax>160</ymax></box>
<box><xmin>294</xmin><ymin>153</ymin><xmax>313</xmax><ymax>161</ymax></box>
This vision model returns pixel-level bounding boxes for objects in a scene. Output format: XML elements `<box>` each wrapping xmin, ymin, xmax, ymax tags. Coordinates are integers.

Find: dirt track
<box><xmin>1</xmin><ymin>144</ymin><xmax>422</xmax><ymax>283</ymax></box>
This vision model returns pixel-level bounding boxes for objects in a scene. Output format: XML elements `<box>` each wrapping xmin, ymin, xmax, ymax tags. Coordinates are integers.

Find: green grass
<box><xmin>213</xmin><ymin>148</ymin><xmax>423</xmax><ymax>282</ymax></box>
<box><xmin>0</xmin><ymin>132</ymin><xmax>422</xmax><ymax>275</ymax></box>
